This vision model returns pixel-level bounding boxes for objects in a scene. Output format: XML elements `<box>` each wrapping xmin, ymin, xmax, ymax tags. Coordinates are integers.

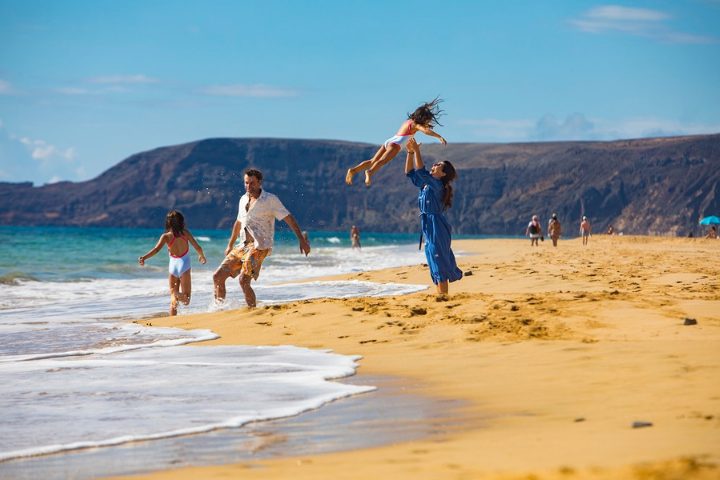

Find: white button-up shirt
<box><xmin>236</xmin><ymin>190</ymin><xmax>290</xmax><ymax>250</ymax></box>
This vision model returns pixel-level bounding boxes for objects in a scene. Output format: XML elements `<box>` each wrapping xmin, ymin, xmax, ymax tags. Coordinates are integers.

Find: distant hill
<box><xmin>1</xmin><ymin>134</ymin><xmax>718</xmax><ymax>236</ymax></box>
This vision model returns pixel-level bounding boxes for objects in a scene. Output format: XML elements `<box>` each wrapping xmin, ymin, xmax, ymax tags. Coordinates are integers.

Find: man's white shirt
<box><xmin>236</xmin><ymin>190</ymin><xmax>290</xmax><ymax>250</ymax></box>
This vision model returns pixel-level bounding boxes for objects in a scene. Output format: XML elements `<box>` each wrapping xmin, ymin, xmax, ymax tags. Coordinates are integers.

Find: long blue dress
<box><xmin>407</xmin><ymin>167</ymin><xmax>463</xmax><ymax>285</ymax></box>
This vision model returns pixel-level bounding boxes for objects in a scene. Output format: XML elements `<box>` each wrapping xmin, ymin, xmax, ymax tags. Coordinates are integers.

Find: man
<box><xmin>548</xmin><ymin>213</ymin><xmax>562</xmax><ymax>247</ymax></box>
<box><xmin>213</xmin><ymin>168</ymin><xmax>311</xmax><ymax>307</ymax></box>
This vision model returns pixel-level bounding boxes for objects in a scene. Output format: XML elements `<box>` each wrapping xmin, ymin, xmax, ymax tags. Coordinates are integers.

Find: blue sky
<box><xmin>1</xmin><ymin>0</ymin><xmax>719</xmax><ymax>185</ymax></box>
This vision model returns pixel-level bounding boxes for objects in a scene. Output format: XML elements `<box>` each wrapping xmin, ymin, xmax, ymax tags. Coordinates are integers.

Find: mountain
<box><xmin>1</xmin><ymin>134</ymin><xmax>719</xmax><ymax>236</ymax></box>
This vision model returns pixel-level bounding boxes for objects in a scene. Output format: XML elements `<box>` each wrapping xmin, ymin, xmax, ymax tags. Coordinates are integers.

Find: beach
<box><xmin>107</xmin><ymin>235</ymin><xmax>719</xmax><ymax>480</ymax></box>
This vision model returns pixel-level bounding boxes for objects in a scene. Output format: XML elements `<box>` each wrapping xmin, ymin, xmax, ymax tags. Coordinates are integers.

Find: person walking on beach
<box><xmin>138</xmin><ymin>210</ymin><xmax>207</xmax><ymax>316</ymax></box>
<box><xmin>526</xmin><ymin>215</ymin><xmax>542</xmax><ymax>246</ymax></box>
<box><xmin>350</xmin><ymin>225</ymin><xmax>361</xmax><ymax>249</ymax></box>
<box><xmin>345</xmin><ymin>98</ymin><xmax>447</xmax><ymax>187</ymax></box>
<box><xmin>548</xmin><ymin>213</ymin><xmax>562</xmax><ymax>247</ymax></box>
<box><xmin>405</xmin><ymin>137</ymin><xmax>462</xmax><ymax>295</ymax></box>
<box><xmin>580</xmin><ymin>216</ymin><xmax>591</xmax><ymax>245</ymax></box>
<box><xmin>213</xmin><ymin>168</ymin><xmax>311</xmax><ymax>307</ymax></box>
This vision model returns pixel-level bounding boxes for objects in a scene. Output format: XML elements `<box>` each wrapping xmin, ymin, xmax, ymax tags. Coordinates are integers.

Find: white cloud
<box><xmin>0</xmin><ymin>79</ymin><xmax>13</xmax><ymax>94</ymax></box>
<box><xmin>88</xmin><ymin>74</ymin><xmax>159</xmax><ymax>84</ymax></box>
<box><xmin>17</xmin><ymin>136</ymin><xmax>76</xmax><ymax>162</ymax></box>
<box><xmin>201</xmin><ymin>84</ymin><xmax>299</xmax><ymax>98</ymax></box>
<box><xmin>570</xmin><ymin>4</ymin><xmax>719</xmax><ymax>44</ymax></box>
<box><xmin>458</xmin><ymin>114</ymin><xmax>720</xmax><ymax>142</ymax></box>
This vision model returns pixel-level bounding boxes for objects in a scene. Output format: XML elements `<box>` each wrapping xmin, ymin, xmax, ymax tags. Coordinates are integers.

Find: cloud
<box><xmin>570</xmin><ymin>5</ymin><xmax>719</xmax><ymax>44</ymax></box>
<box><xmin>200</xmin><ymin>84</ymin><xmax>299</xmax><ymax>98</ymax></box>
<box><xmin>87</xmin><ymin>74</ymin><xmax>159</xmax><ymax>85</ymax></box>
<box><xmin>458</xmin><ymin>113</ymin><xmax>720</xmax><ymax>142</ymax></box>
<box><xmin>535</xmin><ymin>113</ymin><xmax>595</xmax><ymax>140</ymax></box>
<box><xmin>0</xmin><ymin>79</ymin><xmax>14</xmax><ymax>95</ymax></box>
<box><xmin>17</xmin><ymin>136</ymin><xmax>76</xmax><ymax>160</ymax></box>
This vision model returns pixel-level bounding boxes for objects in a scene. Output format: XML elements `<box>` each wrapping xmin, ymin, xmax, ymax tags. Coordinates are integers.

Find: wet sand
<box><xmin>112</xmin><ymin>236</ymin><xmax>720</xmax><ymax>480</ymax></box>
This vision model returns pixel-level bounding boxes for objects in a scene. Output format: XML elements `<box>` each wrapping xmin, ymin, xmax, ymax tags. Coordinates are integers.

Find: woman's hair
<box><xmin>408</xmin><ymin>97</ymin><xmax>444</xmax><ymax>127</ymax></box>
<box><xmin>165</xmin><ymin>210</ymin><xmax>185</xmax><ymax>237</ymax></box>
<box><xmin>439</xmin><ymin>160</ymin><xmax>457</xmax><ymax>210</ymax></box>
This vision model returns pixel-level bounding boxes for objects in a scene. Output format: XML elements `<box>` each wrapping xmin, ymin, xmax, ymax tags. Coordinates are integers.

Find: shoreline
<box><xmin>110</xmin><ymin>236</ymin><xmax>719</xmax><ymax>479</ymax></box>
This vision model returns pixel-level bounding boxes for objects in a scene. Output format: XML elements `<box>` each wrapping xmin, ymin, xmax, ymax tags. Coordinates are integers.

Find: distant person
<box><xmin>138</xmin><ymin>210</ymin><xmax>206</xmax><ymax>316</ymax></box>
<box><xmin>350</xmin><ymin>225</ymin><xmax>361</xmax><ymax>249</ymax></box>
<box><xmin>607</xmin><ymin>225</ymin><xmax>615</xmax><ymax>235</ymax></box>
<box><xmin>580</xmin><ymin>216</ymin><xmax>591</xmax><ymax>245</ymax></box>
<box><xmin>213</xmin><ymin>168</ymin><xmax>311</xmax><ymax>308</ymax></box>
<box><xmin>345</xmin><ymin>98</ymin><xmax>447</xmax><ymax>187</ymax></box>
<box><xmin>526</xmin><ymin>215</ymin><xmax>542</xmax><ymax>246</ymax></box>
<box><xmin>706</xmin><ymin>226</ymin><xmax>718</xmax><ymax>239</ymax></box>
<box><xmin>405</xmin><ymin>138</ymin><xmax>462</xmax><ymax>295</ymax></box>
<box><xmin>548</xmin><ymin>213</ymin><xmax>562</xmax><ymax>247</ymax></box>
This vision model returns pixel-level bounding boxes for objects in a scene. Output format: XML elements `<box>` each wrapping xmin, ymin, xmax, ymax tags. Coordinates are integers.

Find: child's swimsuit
<box><xmin>168</xmin><ymin>233</ymin><xmax>191</xmax><ymax>278</ymax></box>
<box><xmin>383</xmin><ymin>120</ymin><xmax>415</xmax><ymax>148</ymax></box>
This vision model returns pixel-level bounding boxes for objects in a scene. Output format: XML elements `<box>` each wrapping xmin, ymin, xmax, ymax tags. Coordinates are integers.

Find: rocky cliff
<box><xmin>1</xmin><ymin>134</ymin><xmax>718</xmax><ymax>235</ymax></box>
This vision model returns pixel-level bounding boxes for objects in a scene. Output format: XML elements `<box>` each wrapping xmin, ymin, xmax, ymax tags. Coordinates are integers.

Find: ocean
<box><xmin>0</xmin><ymin>225</ymin><xmax>443</xmax><ymax>476</ymax></box>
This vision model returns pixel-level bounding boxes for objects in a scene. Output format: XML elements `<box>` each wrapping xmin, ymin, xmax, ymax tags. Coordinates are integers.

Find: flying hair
<box><xmin>408</xmin><ymin>97</ymin><xmax>445</xmax><ymax>128</ymax></box>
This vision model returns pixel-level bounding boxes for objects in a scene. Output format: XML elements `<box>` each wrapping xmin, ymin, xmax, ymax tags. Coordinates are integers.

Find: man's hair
<box><xmin>245</xmin><ymin>168</ymin><xmax>263</xmax><ymax>182</ymax></box>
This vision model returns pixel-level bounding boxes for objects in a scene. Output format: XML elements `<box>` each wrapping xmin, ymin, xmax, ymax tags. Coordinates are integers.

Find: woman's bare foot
<box><xmin>345</xmin><ymin>168</ymin><xmax>355</xmax><ymax>185</ymax></box>
<box><xmin>364</xmin><ymin>170</ymin><xmax>372</xmax><ymax>187</ymax></box>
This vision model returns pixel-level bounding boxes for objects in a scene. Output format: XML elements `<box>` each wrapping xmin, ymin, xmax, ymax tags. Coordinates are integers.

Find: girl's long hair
<box><xmin>165</xmin><ymin>210</ymin><xmax>185</xmax><ymax>237</ymax></box>
<box><xmin>408</xmin><ymin>97</ymin><xmax>444</xmax><ymax>127</ymax></box>
<box><xmin>440</xmin><ymin>161</ymin><xmax>457</xmax><ymax>210</ymax></box>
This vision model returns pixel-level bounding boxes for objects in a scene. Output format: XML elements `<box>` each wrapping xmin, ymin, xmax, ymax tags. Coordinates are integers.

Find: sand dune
<box><xmin>114</xmin><ymin>236</ymin><xmax>720</xmax><ymax>480</ymax></box>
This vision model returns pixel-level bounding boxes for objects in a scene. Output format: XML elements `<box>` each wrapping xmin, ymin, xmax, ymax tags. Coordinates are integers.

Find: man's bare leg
<box><xmin>213</xmin><ymin>268</ymin><xmax>231</xmax><ymax>302</ymax></box>
<box><xmin>239</xmin><ymin>274</ymin><xmax>257</xmax><ymax>307</ymax></box>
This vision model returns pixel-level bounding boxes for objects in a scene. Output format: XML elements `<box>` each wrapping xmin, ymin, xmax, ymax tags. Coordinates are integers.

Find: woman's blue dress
<box><xmin>407</xmin><ymin>168</ymin><xmax>463</xmax><ymax>285</ymax></box>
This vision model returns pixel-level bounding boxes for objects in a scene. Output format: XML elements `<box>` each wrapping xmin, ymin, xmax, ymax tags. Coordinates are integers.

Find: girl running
<box><xmin>139</xmin><ymin>210</ymin><xmax>206</xmax><ymax>315</ymax></box>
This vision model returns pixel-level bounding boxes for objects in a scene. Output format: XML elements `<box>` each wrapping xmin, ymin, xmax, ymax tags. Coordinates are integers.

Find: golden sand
<box><xmin>113</xmin><ymin>236</ymin><xmax>720</xmax><ymax>480</ymax></box>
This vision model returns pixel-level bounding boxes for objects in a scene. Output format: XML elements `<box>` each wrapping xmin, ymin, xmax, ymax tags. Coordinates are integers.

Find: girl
<box><xmin>404</xmin><ymin>137</ymin><xmax>462</xmax><ymax>295</ymax></box>
<box><xmin>346</xmin><ymin>98</ymin><xmax>447</xmax><ymax>187</ymax></box>
<box><xmin>139</xmin><ymin>210</ymin><xmax>206</xmax><ymax>315</ymax></box>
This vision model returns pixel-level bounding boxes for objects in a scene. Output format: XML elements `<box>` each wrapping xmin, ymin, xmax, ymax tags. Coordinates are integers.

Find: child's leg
<box><xmin>177</xmin><ymin>270</ymin><xmax>192</xmax><ymax>305</ymax></box>
<box><xmin>365</xmin><ymin>144</ymin><xmax>400</xmax><ymax>186</ymax></box>
<box><xmin>168</xmin><ymin>275</ymin><xmax>180</xmax><ymax>316</ymax></box>
<box><xmin>346</xmin><ymin>146</ymin><xmax>386</xmax><ymax>185</ymax></box>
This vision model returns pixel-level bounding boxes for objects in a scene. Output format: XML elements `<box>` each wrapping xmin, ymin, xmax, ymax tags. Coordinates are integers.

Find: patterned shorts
<box><xmin>219</xmin><ymin>244</ymin><xmax>270</xmax><ymax>280</ymax></box>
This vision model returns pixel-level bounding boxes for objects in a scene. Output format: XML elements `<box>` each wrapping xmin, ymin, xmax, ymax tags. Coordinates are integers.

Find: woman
<box><xmin>405</xmin><ymin>137</ymin><xmax>462</xmax><ymax>295</ymax></box>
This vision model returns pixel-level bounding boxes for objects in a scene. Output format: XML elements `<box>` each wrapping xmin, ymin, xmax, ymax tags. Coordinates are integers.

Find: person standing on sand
<box><xmin>580</xmin><ymin>216</ymin><xmax>591</xmax><ymax>245</ymax></box>
<box><xmin>350</xmin><ymin>225</ymin><xmax>361</xmax><ymax>249</ymax></box>
<box><xmin>213</xmin><ymin>168</ymin><xmax>311</xmax><ymax>307</ymax></box>
<box><xmin>405</xmin><ymin>137</ymin><xmax>462</xmax><ymax>295</ymax></box>
<box><xmin>548</xmin><ymin>213</ymin><xmax>562</xmax><ymax>247</ymax></box>
<box><xmin>526</xmin><ymin>215</ymin><xmax>542</xmax><ymax>246</ymax></box>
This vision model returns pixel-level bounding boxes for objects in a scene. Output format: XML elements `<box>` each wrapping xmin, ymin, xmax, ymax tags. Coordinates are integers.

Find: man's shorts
<box><xmin>219</xmin><ymin>244</ymin><xmax>271</xmax><ymax>280</ymax></box>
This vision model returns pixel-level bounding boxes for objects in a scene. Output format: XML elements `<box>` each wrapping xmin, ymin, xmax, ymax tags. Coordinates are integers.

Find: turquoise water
<box><xmin>0</xmin><ymin>226</ymin><xmax>430</xmax><ymax>283</ymax></box>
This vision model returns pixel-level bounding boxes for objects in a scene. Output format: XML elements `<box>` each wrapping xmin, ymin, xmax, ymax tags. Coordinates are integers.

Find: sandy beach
<box><xmin>113</xmin><ymin>236</ymin><xmax>720</xmax><ymax>480</ymax></box>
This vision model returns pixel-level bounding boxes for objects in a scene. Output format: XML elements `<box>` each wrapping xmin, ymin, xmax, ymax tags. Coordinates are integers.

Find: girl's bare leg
<box><xmin>365</xmin><ymin>144</ymin><xmax>400</xmax><ymax>186</ymax></box>
<box><xmin>346</xmin><ymin>146</ymin><xmax>386</xmax><ymax>185</ymax></box>
<box><xmin>169</xmin><ymin>275</ymin><xmax>180</xmax><ymax>316</ymax></box>
<box><xmin>436</xmin><ymin>281</ymin><xmax>449</xmax><ymax>295</ymax></box>
<box><xmin>177</xmin><ymin>270</ymin><xmax>192</xmax><ymax>305</ymax></box>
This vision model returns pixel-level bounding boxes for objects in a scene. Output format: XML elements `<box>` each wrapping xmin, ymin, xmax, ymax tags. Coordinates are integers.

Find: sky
<box><xmin>1</xmin><ymin>0</ymin><xmax>719</xmax><ymax>185</ymax></box>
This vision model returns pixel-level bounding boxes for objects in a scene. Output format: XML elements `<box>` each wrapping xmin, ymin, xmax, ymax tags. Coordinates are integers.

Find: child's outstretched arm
<box><xmin>139</xmin><ymin>234</ymin><xmax>167</xmax><ymax>266</ymax></box>
<box><xmin>185</xmin><ymin>230</ymin><xmax>207</xmax><ymax>264</ymax></box>
<box><xmin>415</xmin><ymin>125</ymin><xmax>447</xmax><ymax>145</ymax></box>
